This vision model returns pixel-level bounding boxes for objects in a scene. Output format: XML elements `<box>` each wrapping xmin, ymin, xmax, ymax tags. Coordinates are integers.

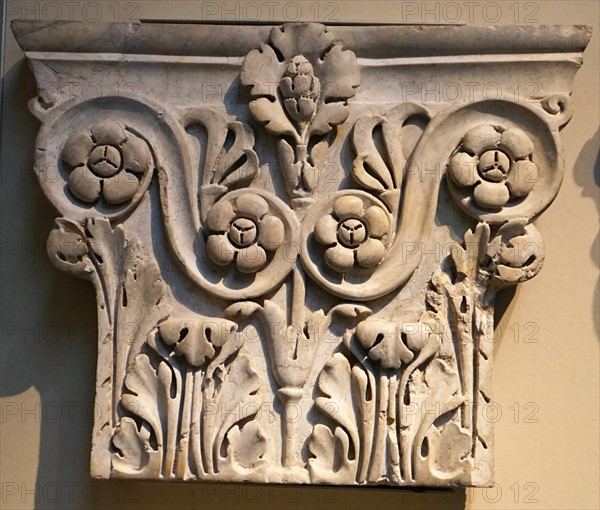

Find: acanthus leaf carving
<box><xmin>307</xmin><ymin>215</ymin><xmax>545</xmax><ymax>485</ymax></box>
<box><xmin>112</xmin><ymin>352</ymin><xmax>174</xmax><ymax>478</ymax></box>
<box><xmin>308</xmin><ymin>351</ymin><xmax>360</xmax><ymax>484</ymax></box>
<box><xmin>241</xmin><ymin>23</ymin><xmax>359</xmax><ymax>203</ymax></box>
<box><xmin>225</xmin><ymin>289</ymin><xmax>371</xmax><ymax>469</ymax></box>
<box><xmin>111</xmin><ymin>310</ymin><xmax>267</xmax><ymax>480</ymax></box>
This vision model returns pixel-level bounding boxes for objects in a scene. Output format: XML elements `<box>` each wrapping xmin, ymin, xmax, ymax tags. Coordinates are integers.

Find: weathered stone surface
<box><xmin>12</xmin><ymin>20</ymin><xmax>590</xmax><ymax>487</ymax></box>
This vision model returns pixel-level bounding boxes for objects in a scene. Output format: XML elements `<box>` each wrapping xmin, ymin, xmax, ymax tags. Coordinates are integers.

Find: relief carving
<box><xmin>314</xmin><ymin>195</ymin><xmax>391</xmax><ymax>272</ymax></box>
<box><xmin>447</xmin><ymin>125</ymin><xmax>539</xmax><ymax>210</ymax></box>
<box><xmin>241</xmin><ymin>23</ymin><xmax>359</xmax><ymax>205</ymax></box>
<box><xmin>63</xmin><ymin>119</ymin><xmax>152</xmax><ymax>205</ymax></box>
<box><xmin>205</xmin><ymin>193</ymin><xmax>285</xmax><ymax>273</ymax></box>
<box><xmin>13</xmin><ymin>20</ymin><xmax>590</xmax><ymax>486</ymax></box>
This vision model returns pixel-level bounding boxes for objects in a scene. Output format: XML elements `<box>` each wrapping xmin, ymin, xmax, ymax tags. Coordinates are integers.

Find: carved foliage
<box><xmin>352</xmin><ymin>104</ymin><xmax>430</xmax><ymax>214</ymax></box>
<box><xmin>308</xmin><ymin>320</ymin><xmax>457</xmax><ymax>485</ymax></box>
<box><xmin>241</xmin><ymin>23</ymin><xmax>360</xmax><ymax>199</ymax></box>
<box><xmin>47</xmin><ymin>218</ymin><xmax>268</xmax><ymax>480</ymax></box>
<box><xmin>111</xmin><ymin>308</ymin><xmax>266</xmax><ymax>480</ymax></box>
<box><xmin>47</xmin><ymin>217</ymin><xmax>171</xmax><ymax>421</ymax></box>
<box><xmin>182</xmin><ymin>108</ymin><xmax>260</xmax><ymax>221</ymax></box>
<box><xmin>309</xmin><ymin>352</ymin><xmax>360</xmax><ymax>484</ymax></box>
<box><xmin>225</xmin><ymin>297</ymin><xmax>370</xmax><ymax>468</ymax></box>
<box><xmin>34</xmin><ymin>20</ymin><xmax>574</xmax><ymax>489</ymax></box>
<box><xmin>308</xmin><ymin>218</ymin><xmax>545</xmax><ymax>485</ymax></box>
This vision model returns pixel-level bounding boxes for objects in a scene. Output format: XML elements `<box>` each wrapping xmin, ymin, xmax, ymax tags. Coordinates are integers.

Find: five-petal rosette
<box><xmin>205</xmin><ymin>193</ymin><xmax>285</xmax><ymax>273</ymax></box>
<box><xmin>314</xmin><ymin>195</ymin><xmax>390</xmax><ymax>273</ymax></box>
<box><xmin>447</xmin><ymin>125</ymin><xmax>538</xmax><ymax>210</ymax></box>
<box><xmin>62</xmin><ymin>119</ymin><xmax>151</xmax><ymax>205</ymax></box>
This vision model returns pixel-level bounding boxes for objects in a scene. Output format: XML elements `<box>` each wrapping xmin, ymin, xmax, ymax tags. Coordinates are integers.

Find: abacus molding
<box><xmin>12</xmin><ymin>20</ymin><xmax>591</xmax><ymax>487</ymax></box>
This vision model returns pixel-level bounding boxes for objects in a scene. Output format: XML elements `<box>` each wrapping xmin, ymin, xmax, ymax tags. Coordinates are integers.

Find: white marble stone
<box><xmin>12</xmin><ymin>20</ymin><xmax>591</xmax><ymax>487</ymax></box>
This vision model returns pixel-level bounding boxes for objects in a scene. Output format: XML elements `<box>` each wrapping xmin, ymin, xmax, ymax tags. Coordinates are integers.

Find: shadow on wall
<box><xmin>0</xmin><ymin>60</ymin><xmax>467</xmax><ymax>510</ymax></box>
<box><xmin>573</xmin><ymin>127</ymin><xmax>600</xmax><ymax>339</ymax></box>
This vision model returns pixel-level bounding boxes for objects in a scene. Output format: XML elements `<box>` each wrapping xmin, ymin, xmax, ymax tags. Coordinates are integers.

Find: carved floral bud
<box><xmin>279</xmin><ymin>55</ymin><xmax>321</xmax><ymax>124</ymax></box>
<box><xmin>46</xmin><ymin>219</ymin><xmax>91</xmax><ymax>276</ymax></box>
<box><xmin>487</xmin><ymin>219</ymin><xmax>545</xmax><ymax>285</ymax></box>
<box><xmin>314</xmin><ymin>195</ymin><xmax>390</xmax><ymax>273</ymax></box>
<box><xmin>159</xmin><ymin>317</ymin><xmax>239</xmax><ymax>368</ymax></box>
<box><xmin>400</xmin><ymin>314</ymin><xmax>442</xmax><ymax>352</ymax></box>
<box><xmin>205</xmin><ymin>193</ymin><xmax>285</xmax><ymax>274</ymax></box>
<box><xmin>447</xmin><ymin>125</ymin><xmax>538</xmax><ymax>210</ymax></box>
<box><xmin>356</xmin><ymin>319</ymin><xmax>414</xmax><ymax>370</ymax></box>
<box><xmin>355</xmin><ymin>314</ymin><xmax>442</xmax><ymax>370</ymax></box>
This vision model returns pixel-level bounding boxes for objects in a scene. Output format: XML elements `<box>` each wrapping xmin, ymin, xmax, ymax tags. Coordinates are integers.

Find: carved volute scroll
<box><xmin>13</xmin><ymin>20</ymin><xmax>591</xmax><ymax>487</ymax></box>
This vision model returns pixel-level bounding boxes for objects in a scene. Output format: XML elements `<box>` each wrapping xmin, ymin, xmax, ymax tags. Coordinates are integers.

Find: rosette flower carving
<box><xmin>205</xmin><ymin>193</ymin><xmax>285</xmax><ymax>273</ymax></box>
<box><xmin>314</xmin><ymin>195</ymin><xmax>390</xmax><ymax>273</ymax></box>
<box><xmin>62</xmin><ymin>119</ymin><xmax>151</xmax><ymax>204</ymax></box>
<box><xmin>448</xmin><ymin>125</ymin><xmax>538</xmax><ymax>210</ymax></box>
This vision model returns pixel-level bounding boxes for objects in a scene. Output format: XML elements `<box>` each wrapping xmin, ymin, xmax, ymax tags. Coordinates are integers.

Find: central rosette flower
<box><xmin>205</xmin><ymin>193</ymin><xmax>284</xmax><ymax>274</ymax></box>
<box><xmin>229</xmin><ymin>218</ymin><xmax>258</xmax><ymax>248</ymax></box>
<box><xmin>314</xmin><ymin>196</ymin><xmax>390</xmax><ymax>273</ymax></box>
<box><xmin>338</xmin><ymin>218</ymin><xmax>367</xmax><ymax>248</ymax></box>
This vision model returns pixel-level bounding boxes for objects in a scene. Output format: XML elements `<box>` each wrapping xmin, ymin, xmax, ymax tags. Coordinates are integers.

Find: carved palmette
<box><xmin>19</xmin><ymin>20</ymin><xmax>588</xmax><ymax>486</ymax></box>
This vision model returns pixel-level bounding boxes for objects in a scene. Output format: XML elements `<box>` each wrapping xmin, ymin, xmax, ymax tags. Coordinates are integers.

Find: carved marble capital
<box><xmin>12</xmin><ymin>20</ymin><xmax>591</xmax><ymax>487</ymax></box>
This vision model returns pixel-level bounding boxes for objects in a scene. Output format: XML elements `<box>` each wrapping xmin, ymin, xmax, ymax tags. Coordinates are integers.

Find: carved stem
<box><xmin>190</xmin><ymin>370</ymin><xmax>204</xmax><ymax>476</ymax></box>
<box><xmin>280</xmin><ymin>267</ymin><xmax>308</xmax><ymax>467</ymax></box>
<box><xmin>448</xmin><ymin>292</ymin><xmax>474</xmax><ymax>432</ymax></box>
<box><xmin>397</xmin><ymin>339</ymin><xmax>441</xmax><ymax>480</ymax></box>
<box><xmin>291</xmin><ymin>265</ymin><xmax>306</xmax><ymax>332</ymax></box>
<box><xmin>387</xmin><ymin>374</ymin><xmax>401</xmax><ymax>483</ymax></box>
<box><xmin>86</xmin><ymin>247</ymin><xmax>120</xmax><ymax>428</ymax></box>
<box><xmin>164</xmin><ymin>365</ymin><xmax>181</xmax><ymax>479</ymax></box>
<box><xmin>347</xmin><ymin>331</ymin><xmax>376</xmax><ymax>484</ymax></box>
<box><xmin>296</xmin><ymin>143</ymin><xmax>308</xmax><ymax>165</ymax></box>
<box><xmin>202</xmin><ymin>380</ymin><xmax>216</xmax><ymax>474</ymax></box>
<box><xmin>368</xmin><ymin>373</ymin><xmax>389</xmax><ymax>482</ymax></box>
<box><xmin>176</xmin><ymin>367</ymin><xmax>193</xmax><ymax>479</ymax></box>
<box><xmin>278</xmin><ymin>387</ymin><xmax>304</xmax><ymax>467</ymax></box>
<box><xmin>299</xmin><ymin>120</ymin><xmax>311</xmax><ymax>145</ymax></box>
<box><xmin>399</xmin><ymin>391</ymin><xmax>414</xmax><ymax>482</ymax></box>
<box><xmin>90</xmin><ymin>271</ymin><xmax>114</xmax><ymax>478</ymax></box>
<box><xmin>472</xmin><ymin>288</ymin><xmax>495</xmax><ymax>461</ymax></box>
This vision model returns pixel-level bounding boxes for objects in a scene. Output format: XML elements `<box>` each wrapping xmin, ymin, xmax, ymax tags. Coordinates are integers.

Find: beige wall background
<box><xmin>1</xmin><ymin>1</ymin><xmax>598</xmax><ymax>509</ymax></box>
